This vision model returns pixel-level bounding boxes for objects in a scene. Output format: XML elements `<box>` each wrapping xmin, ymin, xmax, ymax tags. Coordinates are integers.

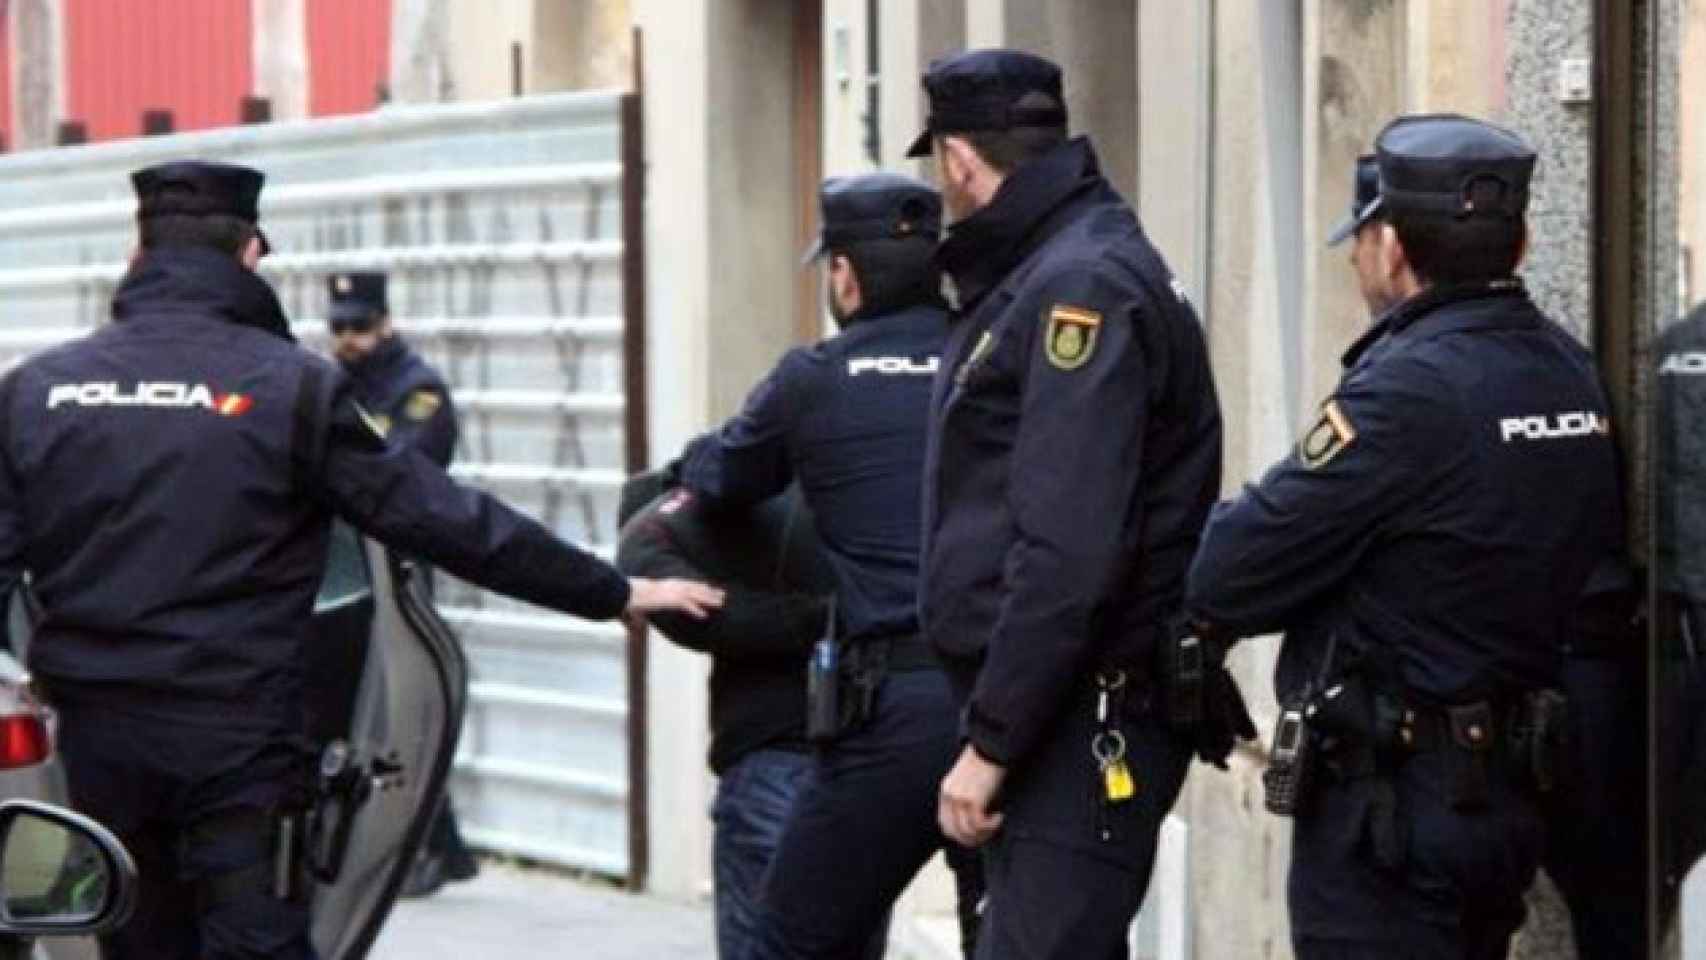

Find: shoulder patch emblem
<box><xmin>1044</xmin><ymin>304</ymin><xmax>1102</xmax><ymax>371</ymax></box>
<box><xmin>1300</xmin><ymin>399</ymin><xmax>1357</xmax><ymax>469</ymax></box>
<box><xmin>404</xmin><ymin>389</ymin><xmax>443</xmax><ymax>422</ymax></box>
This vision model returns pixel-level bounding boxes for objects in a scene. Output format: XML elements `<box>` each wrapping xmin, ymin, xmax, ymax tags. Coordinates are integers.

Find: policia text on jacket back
<box><xmin>913</xmin><ymin>49</ymin><xmax>1229</xmax><ymax>959</ymax></box>
<box><xmin>675</xmin><ymin>173</ymin><xmax>985</xmax><ymax>959</ymax></box>
<box><xmin>0</xmin><ymin>161</ymin><xmax>721</xmax><ymax>960</ymax></box>
<box><xmin>1187</xmin><ymin>115</ymin><xmax>1626</xmax><ymax>959</ymax></box>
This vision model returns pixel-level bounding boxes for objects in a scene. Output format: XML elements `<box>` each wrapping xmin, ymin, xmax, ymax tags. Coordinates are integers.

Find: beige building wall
<box><xmin>822</xmin><ymin>0</ymin><xmax>876</xmax><ymax>177</ymax></box>
<box><xmin>252</xmin><ymin>0</ymin><xmax>310</xmax><ymax>121</ymax></box>
<box><xmin>394</xmin><ymin>0</ymin><xmax>632</xmax><ymax>106</ymax></box>
<box><xmin>533</xmin><ymin>0</ymin><xmax>634</xmax><ymax>93</ymax></box>
<box><xmin>443</xmin><ymin>0</ymin><xmax>532</xmax><ymax>101</ymax></box>
<box><xmin>630</xmin><ymin>0</ymin><xmax>811</xmax><ymax>902</ymax></box>
<box><xmin>877</xmin><ymin>0</ymin><xmax>964</xmax><ymax>176</ymax></box>
<box><xmin>10</xmin><ymin>0</ymin><xmax>65</xmax><ymax>151</ymax></box>
<box><xmin>630</xmin><ymin>0</ymin><xmax>715</xmax><ymax>903</ymax></box>
<box><xmin>1683</xmin><ymin>0</ymin><xmax>1706</xmax><ymax>311</ymax></box>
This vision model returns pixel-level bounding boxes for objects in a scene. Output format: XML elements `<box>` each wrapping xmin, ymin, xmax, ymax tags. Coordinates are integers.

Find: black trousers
<box><xmin>54</xmin><ymin>701</ymin><xmax>316</xmax><ymax>960</ymax></box>
<box><xmin>971</xmin><ymin>689</ymin><xmax>1191</xmax><ymax>960</ymax></box>
<box><xmin>745</xmin><ymin>669</ymin><xmax>984</xmax><ymax>960</ymax></box>
<box><xmin>1288</xmin><ymin>750</ymin><xmax>1545</xmax><ymax>960</ymax></box>
<box><xmin>1543</xmin><ymin>655</ymin><xmax>1648</xmax><ymax>959</ymax></box>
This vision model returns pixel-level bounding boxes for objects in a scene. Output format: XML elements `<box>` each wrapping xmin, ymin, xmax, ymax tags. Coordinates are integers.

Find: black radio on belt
<box><xmin>1263</xmin><ymin>704</ymin><xmax>1316</xmax><ymax>816</ymax></box>
<box><xmin>1165</xmin><ymin>630</ymin><xmax>1206</xmax><ymax>730</ymax></box>
<box><xmin>805</xmin><ymin>599</ymin><xmax>842</xmax><ymax>743</ymax></box>
<box><xmin>1509</xmin><ymin>688</ymin><xmax>1569</xmax><ymax>794</ymax></box>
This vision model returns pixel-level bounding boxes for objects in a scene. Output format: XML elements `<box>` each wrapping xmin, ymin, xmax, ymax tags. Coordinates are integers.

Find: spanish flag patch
<box><xmin>1299</xmin><ymin>399</ymin><xmax>1357</xmax><ymax>469</ymax></box>
<box><xmin>1044</xmin><ymin>304</ymin><xmax>1102</xmax><ymax>371</ymax></box>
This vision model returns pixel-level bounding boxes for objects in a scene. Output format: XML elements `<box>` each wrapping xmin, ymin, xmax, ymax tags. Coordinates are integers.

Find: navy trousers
<box><xmin>54</xmin><ymin>700</ymin><xmax>315</xmax><ymax>960</ymax></box>
<box><xmin>971</xmin><ymin>687</ymin><xmax>1191</xmax><ymax>960</ymax></box>
<box><xmin>745</xmin><ymin>669</ymin><xmax>983</xmax><ymax>960</ymax></box>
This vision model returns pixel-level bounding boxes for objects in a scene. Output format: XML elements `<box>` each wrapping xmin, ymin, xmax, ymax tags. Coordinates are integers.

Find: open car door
<box><xmin>303</xmin><ymin>523</ymin><xmax>467</xmax><ymax>959</ymax></box>
<box><xmin>2</xmin><ymin>520</ymin><xmax>465</xmax><ymax>959</ymax></box>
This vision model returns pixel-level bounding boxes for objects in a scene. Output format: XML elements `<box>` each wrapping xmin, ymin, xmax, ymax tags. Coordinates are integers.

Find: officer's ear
<box><xmin>239</xmin><ymin>234</ymin><xmax>264</xmax><ymax>271</ymax></box>
<box><xmin>1376</xmin><ymin>222</ymin><xmax>1408</xmax><ymax>281</ymax></box>
<box><xmin>937</xmin><ymin>136</ymin><xmax>979</xmax><ymax>191</ymax></box>
<box><xmin>1513</xmin><ymin>222</ymin><xmax>1530</xmax><ymax>272</ymax></box>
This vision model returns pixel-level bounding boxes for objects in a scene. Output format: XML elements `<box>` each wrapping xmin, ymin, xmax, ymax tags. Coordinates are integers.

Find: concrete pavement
<box><xmin>370</xmin><ymin>862</ymin><xmax>715</xmax><ymax>959</ymax></box>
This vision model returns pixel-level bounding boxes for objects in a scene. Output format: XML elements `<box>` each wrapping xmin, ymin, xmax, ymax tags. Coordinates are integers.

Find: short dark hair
<box><xmin>832</xmin><ymin>235</ymin><xmax>942</xmax><ymax>318</ymax></box>
<box><xmin>137</xmin><ymin>213</ymin><xmax>257</xmax><ymax>257</ymax></box>
<box><xmin>1387</xmin><ymin>182</ymin><xmax>1525</xmax><ymax>285</ymax></box>
<box><xmin>948</xmin><ymin>92</ymin><xmax>1067</xmax><ymax>175</ymax></box>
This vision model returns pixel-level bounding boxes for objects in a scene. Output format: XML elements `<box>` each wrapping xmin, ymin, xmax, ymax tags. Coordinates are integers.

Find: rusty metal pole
<box><xmin>620</xmin><ymin>24</ymin><xmax>651</xmax><ymax>894</ymax></box>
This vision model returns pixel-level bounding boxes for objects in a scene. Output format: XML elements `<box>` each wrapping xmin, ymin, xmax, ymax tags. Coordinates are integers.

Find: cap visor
<box><xmin>905</xmin><ymin>128</ymin><xmax>933</xmax><ymax>158</ymax></box>
<box><xmin>1325</xmin><ymin>196</ymin><xmax>1384</xmax><ymax>248</ymax></box>
<box><xmin>799</xmin><ymin>234</ymin><xmax>826</xmax><ymax>266</ymax></box>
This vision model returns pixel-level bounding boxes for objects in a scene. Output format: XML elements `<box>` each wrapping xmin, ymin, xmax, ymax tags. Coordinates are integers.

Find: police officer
<box><xmin>0</xmin><ymin>161</ymin><xmax>721</xmax><ymax>959</ymax></box>
<box><xmin>1187</xmin><ymin>115</ymin><xmax>1625</xmax><ymax>958</ymax></box>
<box><xmin>617</xmin><ymin>476</ymin><xmax>895</xmax><ymax>960</ymax></box>
<box><xmin>1329</xmin><ymin>149</ymin><xmax>1646</xmax><ymax>958</ymax></box>
<box><xmin>323</xmin><ymin>270</ymin><xmax>476</xmax><ymax>897</ymax></box>
<box><xmin>676</xmin><ymin>173</ymin><xmax>984</xmax><ymax>959</ymax></box>
<box><xmin>912</xmin><ymin>49</ymin><xmax>1225</xmax><ymax>958</ymax></box>
<box><xmin>1654</xmin><ymin>303</ymin><xmax>1706</xmax><ymax>931</ymax></box>
<box><xmin>327</xmin><ymin>272</ymin><xmax>456</xmax><ymax>468</ymax></box>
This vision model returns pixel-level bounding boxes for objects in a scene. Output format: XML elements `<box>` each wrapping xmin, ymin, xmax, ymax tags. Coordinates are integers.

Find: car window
<box><xmin>314</xmin><ymin>523</ymin><xmax>373</xmax><ymax>614</ymax></box>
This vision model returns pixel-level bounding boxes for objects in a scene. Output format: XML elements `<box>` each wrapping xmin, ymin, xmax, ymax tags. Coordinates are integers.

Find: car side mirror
<box><xmin>0</xmin><ymin>800</ymin><xmax>135</xmax><ymax>936</ymax></box>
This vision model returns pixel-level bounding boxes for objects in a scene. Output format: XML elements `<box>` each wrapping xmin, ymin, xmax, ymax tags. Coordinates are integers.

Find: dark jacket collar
<box><xmin>112</xmin><ymin>246</ymin><xmax>294</xmax><ymax>341</ymax></box>
<box><xmin>936</xmin><ymin>136</ymin><xmax>1107</xmax><ymax>306</ymax></box>
<box><xmin>1382</xmin><ymin>277</ymin><xmax>1531</xmax><ymax>337</ymax></box>
<box><xmin>342</xmin><ymin>334</ymin><xmax>412</xmax><ymax>383</ymax></box>
<box><xmin>1340</xmin><ymin>315</ymin><xmax>1393</xmax><ymax>370</ymax></box>
<box><xmin>1342</xmin><ymin>279</ymin><xmax>1533</xmax><ymax>371</ymax></box>
<box><xmin>843</xmin><ymin>295</ymin><xmax>950</xmax><ymax>328</ymax></box>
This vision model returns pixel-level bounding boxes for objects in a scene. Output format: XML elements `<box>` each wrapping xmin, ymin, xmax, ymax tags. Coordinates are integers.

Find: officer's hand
<box><xmin>938</xmin><ymin>744</ymin><xmax>1006</xmax><ymax>847</ymax></box>
<box><xmin>625</xmin><ymin>577</ymin><xmax>726</xmax><ymax>623</ymax></box>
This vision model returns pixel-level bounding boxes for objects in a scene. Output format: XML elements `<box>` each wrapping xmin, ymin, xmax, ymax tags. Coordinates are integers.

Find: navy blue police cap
<box><xmin>132</xmin><ymin>160</ymin><xmax>271</xmax><ymax>254</ymax></box>
<box><xmin>801</xmin><ymin>173</ymin><xmax>942</xmax><ymax>265</ymax></box>
<box><xmin>327</xmin><ymin>272</ymin><xmax>389</xmax><ymax>326</ymax></box>
<box><xmin>1327</xmin><ymin>154</ymin><xmax>1382</xmax><ymax>247</ymax></box>
<box><xmin>905</xmin><ymin>49</ymin><xmax>1067</xmax><ymax>158</ymax></box>
<box><xmin>1374</xmin><ymin>114</ymin><xmax>1535</xmax><ymax>220</ymax></box>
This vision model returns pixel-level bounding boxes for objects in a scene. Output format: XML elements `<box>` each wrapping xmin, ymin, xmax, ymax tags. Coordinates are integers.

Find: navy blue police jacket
<box><xmin>342</xmin><ymin>334</ymin><xmax>457</xmax><ymax>469</ymax></box>
<box><xmin>0</xmin><ymin>247</ymin><xmax>629</xmax><ymax>730</ymax></box>
<box><xmin>921</xmin><ymin>137</ymin><xmax>1223</xmax><ymax>769</ymax></box>
<box><xmin>1187</xmin><ymin>281</ymin><xmax>1625</xmax><ymax>704</ymax></box>
<box><xmin>677</xmin><ymin>303</ymin><xmax>947</xmax><ymax>643</ymax></box>
<box><xmin>1655</xmin><ymin>304</ymin><xmax>1706</xmax><ymax>608</ymax></box>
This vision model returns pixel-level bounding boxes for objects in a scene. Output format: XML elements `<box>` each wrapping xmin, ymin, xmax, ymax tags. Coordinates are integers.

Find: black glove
<box><xmin>1195</xmin><ymin>665</ymin><xmax>1258</xmax><ymax>769</ymax></box>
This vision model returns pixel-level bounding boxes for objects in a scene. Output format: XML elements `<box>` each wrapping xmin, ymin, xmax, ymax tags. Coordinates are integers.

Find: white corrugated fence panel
<box><xmin>0</xmin><ymin>92</ymin><xmax>636</xmax><ymax>880</ymax></box>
